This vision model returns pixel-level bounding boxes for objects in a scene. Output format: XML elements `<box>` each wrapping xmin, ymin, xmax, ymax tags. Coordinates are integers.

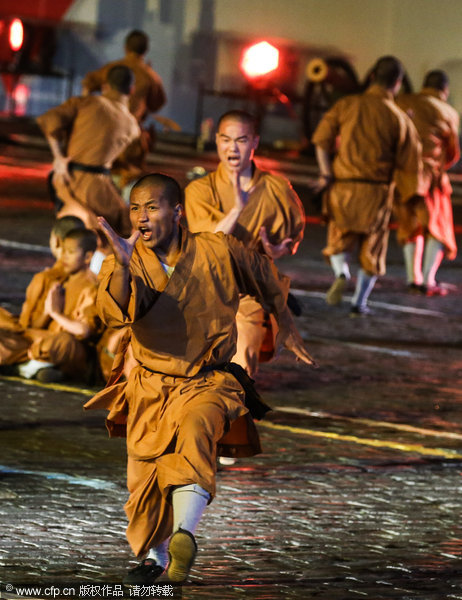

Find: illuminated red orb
<box><xmin>9</xmin><ymin>18</ymin><xmax>24</xmax><ymax>52</ymax></box>
<box><xmin>240</xmin><ymin>41</ymin><xmax>279</xmax><ymax>79</ymax></box>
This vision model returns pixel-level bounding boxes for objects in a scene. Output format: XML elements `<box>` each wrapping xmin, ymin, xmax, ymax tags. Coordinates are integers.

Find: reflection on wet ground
<box><xmin>1</xmin><ymin>144</ymin><xmax>462</xmax><ymax>598</ymax></box>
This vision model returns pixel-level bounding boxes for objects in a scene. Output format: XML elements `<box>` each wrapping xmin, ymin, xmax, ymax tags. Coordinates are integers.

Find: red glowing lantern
<box><xmin>9</xmin><ymin>18</ymin><xmax>24</xmax><ymax>52</ymax></box>
<box><xmin>240</xmin><ymin>41</ymin><xmax>280</xmax><ymax>80</ymax></box>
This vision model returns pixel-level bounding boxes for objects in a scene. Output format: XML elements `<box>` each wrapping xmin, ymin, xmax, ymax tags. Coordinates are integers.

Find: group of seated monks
<box><xmin>0</xmin><ymin>215</ymin><xmax>130</xmax><ymax>384</ymax></box>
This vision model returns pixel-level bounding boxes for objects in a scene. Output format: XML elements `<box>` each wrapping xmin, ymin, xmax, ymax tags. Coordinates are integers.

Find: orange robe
<box><xmin>82</xmin><ymin>56</ymin><xmax>166</xmax><ymax>123</ymax></box>
<box><xmin>82</xmin><ymin>55</ymin><xmax>166</xmax><ymax>179</ymax></box>
<box><xmin>19</xmin><ymin>262</ymin><xmax>67</xmax><ymax>329</ymax></box>
<box><xmin>396</xmin><ymin>88</ymin><xmax>460</xmax><ymax>259</ymax></box>
<box><xmin>0</xmin><ymin>268</ymin><xmax>101</xmax><ymax>378</ymax></box>
<box><xmin>312</xmin><ymin>84</ymin><xmax>425</xmax><ymax>275</ymax></box>
<box><xmin>84</xmin><ymin>228</ymin><xmax>289</xmax><ymax>556</ymax></box>
<box><xmin>185</xmin><ymin>162</ymin><xmax>304</xmax><ymax>374</ymax></box>
<box><xmin>36</xmin><ymin>95</ymin><xmax>139</xmax><ymax>236</ymax></box>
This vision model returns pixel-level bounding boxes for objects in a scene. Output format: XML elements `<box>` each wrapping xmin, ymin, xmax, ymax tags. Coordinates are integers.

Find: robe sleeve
<box><xmin>71</xmin><ymin>283</ymin><xmax>102</xmax><ymax>339</ymax></box>
<box><xmin>19</xmin><ymin>272</ymin><xmax>48</xmax><ymax>329</ymax></box>
<box><xmin>96</xmin><ymin>254</ymin><xmax>159</xmax><ymax>328</ymax></box>
<box><xmin>311</xmin><ymin>101</ymin><xmax>341</xmax><ymax>152</ymax></box>
<box><xmin>36</xmin><ymin>97</ymin><xmax>82</xmax><ymax>140</ymax></box>
<box><xmin>225</xmin><ymin>235</ymin><xmax>290</xmax><ymax>323</ymax></box>
<box><xmin>268</xmin><ymin>176</ymin><xmax>305</xmax><ymax>254</ymax></box>
<box><xmin>443</xmin><ymin>111</ymin><xmax>460</xmax><ymax>169</ymax></box>
<box><xmin>184</xmin><ymin>178</ymin><xmax>225</xmax><ymax>233</ymax></box>
<box><xmin>393</xmin><ymin>116</ymin><xmax>426</xmax><ymax>203</ymax></box>
<box><xmin>81</xmin><ymin>65</ymin><xmax>108</xmax><ymax>94</ymax></box>
<box><xmin>146</xmin><ymin>69</ymin><xmax>167</xmax><ymax>113</ymax></box>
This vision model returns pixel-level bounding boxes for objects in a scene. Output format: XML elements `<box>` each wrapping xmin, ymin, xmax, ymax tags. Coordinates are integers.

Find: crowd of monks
<box><xmin>0</xmin><ymin>35</ymin><xmax>459</xmax><ymax>586</ymax></box>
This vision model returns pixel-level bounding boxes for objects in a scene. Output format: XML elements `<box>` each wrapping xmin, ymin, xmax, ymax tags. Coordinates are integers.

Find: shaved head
<box><xmin>131</xmin><ymin>173</ymin><xmax>183</xmax><ymax>208</ymax></box>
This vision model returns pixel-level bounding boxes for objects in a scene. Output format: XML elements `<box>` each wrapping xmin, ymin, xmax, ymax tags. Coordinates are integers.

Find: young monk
<box><xmin>0</xmin><ymin>215</ymin><xmax>85</xmax><ymax>334</ymax></box>
<box><xmin>84</xmin><ymin>173</ymin><xmax>315</xmax><ymax>585</ymax></box>
<box><xmin>19</xmin><ymin>216</ymin><xmax>86</xmax><ymax>330</ymax></box>
<box><xmin>0</xmin><ymin>228</ymin><xmax>101</xmax><ymax>382</ymax></box>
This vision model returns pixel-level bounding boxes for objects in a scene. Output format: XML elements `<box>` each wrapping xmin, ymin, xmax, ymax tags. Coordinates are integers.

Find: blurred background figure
<box><xmin>395</xmin><ymin>69</ymin><xmax>460</xmax><ymax>296</ymax></box>
<box><xmin>37</xmin><ymin>64</ymin><xmax>140</xmax><ymax>273</ymax></box>
<box><xmin>82</xmin><ymin>29</ymin><xmax>171</xmax><ymax>193</ymax></box>
<box><xmin>311</xmin><ymin>56</ymin><xmax>424</xmax><ymax>316</ymax></box>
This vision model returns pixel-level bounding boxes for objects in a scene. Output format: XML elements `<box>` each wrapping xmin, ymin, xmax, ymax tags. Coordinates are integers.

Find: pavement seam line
<box><xmin>274</xmin><ymin>406</ymin><xmax>462</xmax><ymax>441</ymax></box>
<box><xmin>2</xmin><ymin>376</ymin><xmax>461</xmax><ymax>460</ymax></box>
<box><xmin>259</xmin><ymin>421</ymin><xmax>462</xmax><ymax>460</ymax></box>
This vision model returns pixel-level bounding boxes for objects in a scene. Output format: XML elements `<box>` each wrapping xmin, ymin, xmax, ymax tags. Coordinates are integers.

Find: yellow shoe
<box><xmin>326</xmin><ymin>275</ymin><xmax>346</xmax><ymax>305</ymax></box>
<box><xmin>167</xmin><ymin>528</ymin><xmax>197</xmax><ymax>583</ymax></box>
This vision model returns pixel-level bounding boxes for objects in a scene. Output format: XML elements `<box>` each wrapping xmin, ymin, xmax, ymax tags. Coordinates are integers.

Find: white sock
<box><xmin>17</xmin><ymin>359</ymin><xmax>55</xmax><ymax>379</ymax></box>
<box><xmin>351</xmin><ymin>269</ymin><xmax>377</xmax><ymax>308</ymax></box>
<box><xmin>89</xmin><ymin>250</ymin><xmax>106</xmax><ymax>275</ymax></box>
<box><xmin>403</xmin><ymin>242</ymin><xmax>416</xmax><ymax>284</ymax></box>
<box><xmin>413</xmin><ymin>235</ymin><xmax>424</xmax><ymax>285</ymax></box>
<box><xmin>146</xmin><ymin>539</ymin><xmax>169</xmax><ymax>568</ymax></box>
<box><xmin>422</xmin><ymin>237</ymin><xmax>444</xmax><ymax>287</ymax></box>
<box><xmin>172</xmin><ymin>483</ymin><xmax>210</xmax><ymax>535</ymax></box>
<box><xmin>330</xmin><ymin>253</ymin><xmax>351</xmax><ymax>279</ymax></box>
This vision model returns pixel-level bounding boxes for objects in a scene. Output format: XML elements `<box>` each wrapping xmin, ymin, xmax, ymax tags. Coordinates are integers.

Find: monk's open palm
<box><xmin>97</xmin><ymin>216</ymin><xmax>140</xmax><ymax>267</ymax></box>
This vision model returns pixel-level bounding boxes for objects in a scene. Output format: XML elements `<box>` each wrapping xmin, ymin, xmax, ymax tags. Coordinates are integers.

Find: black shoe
<box><xmin>167</xmin><ymin>528</ymin><xmax>197</xmax><ymax>583</ymax></box>
<box><xmin>407</xmin><ymin>283</ymin><xmax>426</xmax><ymax>295</ymax></box>
<box><xmin>123</xmin><ymin>559</ymin><xmax>164</xmax><ymax>585</ymax></box>
<box><xmin>0</xmin><ymin>364</ymin><xmax>19</xmax><ymax>376</ymax></box>
<box><xmin>36</xmin><ymin>367</ymin><xmax>65</xmax><ymax>383</ymax></box>
<box><xmin>349</xmin><ymin>305</ymin><xmax>372</xmax><ymax>317</ymax></box>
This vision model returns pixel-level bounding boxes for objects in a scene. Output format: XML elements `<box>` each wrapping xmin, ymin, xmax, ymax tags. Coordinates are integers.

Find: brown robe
<box><xmin>36</xmin><ymin>95</ymin><xmax>140</xmax><ymax>236</ymax></box>
<box><xmin>185</xmin><ymin>162</ymin><xmax>304</xmax><ymax>374</ymax></box>
<box><xmin>395</xmin><ymin>88</ymin><xmax>460</xmax><ymax>259</ymax></box>
<box><xmin>0</xmin><ymin>268</ymin><xmax>101</xmax><ymax>378</ymax></box>
<box><xmin>312</xmin><ymin>84</ymin><xmax>425</xmax><ymax>275</ymax></box>
<box><xmin>84</xmin><ymin>228</ymin><xmax>289</xmax><ymax>556</ymax></box>
<box><xmin>82</xmin><ymin>55</ymin><xmax>166</xmax><ymax>122</ymax></box>
<box><xmin>19</xmin><ymin>262</ymin><xmax>68</xmax><ymax>329</ymax></box>
<box><xmin>82</xmin><ymin>55</ymin><xmax>166</xmax><ymax>179</ymax></box>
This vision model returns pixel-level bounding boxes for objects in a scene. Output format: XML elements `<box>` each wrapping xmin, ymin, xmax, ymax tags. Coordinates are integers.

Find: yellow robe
<box><xmin>37</xmin><ymin>95</ymin><xmax>139</xmax><ymax>236</ymax></box>
<box><xmin>84</xmin><ymin>228</ymin><xmax>289</xmax><ymax>555</ymax></box>
<box><xmin>395</xmin><ymin>88</ymin><xmax>460</xmax><ymax>259</ymax></box>
<box><xmin>0</xmin><ymin>268</ymin><xmax>101</xmax><ymax>377</ymax></box>
<box><xmin>82</xmin><ymin>55</ymin><xmax>166</xmax><ymax>180</ymax></box>
<box><xmin>185</xmin><ymin>162</ymin><xmax>304</xmax><ymax>374</ymax></box>
<box><xmin>312</xmin><ymin>84</ymin><xmax>425</xmax><ymax>275</ymax></box>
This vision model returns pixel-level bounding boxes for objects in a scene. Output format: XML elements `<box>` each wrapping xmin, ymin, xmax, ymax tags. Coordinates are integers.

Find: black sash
<box><xmin>143</xmin><ymin>361</ymin><xmax>272</xmax><ymax>420</ymax></box>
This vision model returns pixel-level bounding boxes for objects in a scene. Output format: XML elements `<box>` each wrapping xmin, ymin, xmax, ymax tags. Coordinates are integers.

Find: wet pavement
<box><xmin>1</xmin><ymin>132</ymin><xmax>462</xmax><ymax>599</ymax></box>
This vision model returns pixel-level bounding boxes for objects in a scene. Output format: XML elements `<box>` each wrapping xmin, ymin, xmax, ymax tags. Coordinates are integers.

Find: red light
<box><xmin>9</xmin><ymin>18</ymin><xmax>24</xmax><ymax>52</ymax></box>
<box><xmin>13</xmin><ymin>83</ymin><xmax>30</xmax><ymax>115</ymax></box>
<box><xmin>240</xmin><ymin>41</ymin><xmax>279</xmax><ymax>79</ymax></box>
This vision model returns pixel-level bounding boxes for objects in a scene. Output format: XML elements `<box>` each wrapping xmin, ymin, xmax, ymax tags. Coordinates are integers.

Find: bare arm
<box><xmin>46</xmin><ymin>135</ymin><xmax>71</xmax><ymax>185</ymax></box>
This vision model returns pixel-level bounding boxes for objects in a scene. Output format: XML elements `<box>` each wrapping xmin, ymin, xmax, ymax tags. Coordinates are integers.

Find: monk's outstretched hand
<box><xmin>277</xmin><ymin>308</ymin><xmax>317</xmax><ymax>367</ymax></box>
<box><xmin>97</xmin><ymin>216</ymin><xmax>140</xmax><ymax>267</ymax></box>
<box><xmin>283</xmin><ymin>328</ymin><xmax>317</xmax><ymax>367</ymax></box>
<box><xmin>259</xmin><ymin>227</ymin><xmax>293</xmax><ymax>259</ymax></box>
